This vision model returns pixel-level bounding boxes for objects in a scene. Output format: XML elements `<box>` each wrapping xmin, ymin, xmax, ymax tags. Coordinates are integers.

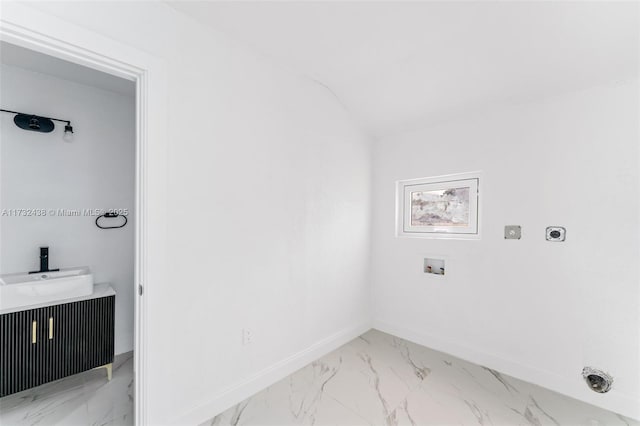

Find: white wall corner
<box><xmin>372</xmin><ymin>320</ymin><xmax>640</xmax><ymax>421</ymax></box>
<box><xmin>173</xmin><ymin>321</ymin><xmax>373</xmax><ymax>425</ymax></box>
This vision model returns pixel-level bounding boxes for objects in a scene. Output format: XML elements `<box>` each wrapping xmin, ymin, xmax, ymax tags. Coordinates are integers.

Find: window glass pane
<box><xmin>410</xmin><ymin>187</ymin><xmax>470</xmax><ymax>227</ymax></box>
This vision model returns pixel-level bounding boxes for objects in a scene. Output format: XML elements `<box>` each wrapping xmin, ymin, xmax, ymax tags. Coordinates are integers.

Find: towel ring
<box><xmin>95</xmin><ymin>213</ymin><xmax>128</xmax><ymax>230</ymax></box>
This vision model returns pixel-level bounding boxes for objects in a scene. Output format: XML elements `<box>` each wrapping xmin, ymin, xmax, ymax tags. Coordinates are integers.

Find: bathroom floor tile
<box><xmin>0</xmin><ymin>351</ymin><xmax>134</xmax><ymax>426</ymax></box>
<box><xmin>1</xmin><ymin>335</ymin><xmax>636</xmax><ymax>426</ymax></box>
<box><xmin>202</xmin><ymin>330</ymin><xmax>639</xmax><ymax>426</ymax></box>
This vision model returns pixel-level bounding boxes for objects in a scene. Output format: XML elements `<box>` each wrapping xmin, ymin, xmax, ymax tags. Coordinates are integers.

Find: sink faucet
<box><xmin>29</xmin><ymin>247</ymin><xmax>60</xmax><ymax>274</ymax></box>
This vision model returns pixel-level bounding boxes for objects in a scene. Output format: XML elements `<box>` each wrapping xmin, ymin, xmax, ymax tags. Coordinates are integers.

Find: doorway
<box><xmin>0</xmin><ymin>34</ymin><xmax>146</xmax><ymax>425</ymax></box>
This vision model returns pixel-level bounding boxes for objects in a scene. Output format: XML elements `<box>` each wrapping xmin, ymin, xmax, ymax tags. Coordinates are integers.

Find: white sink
<box><xmin>0</xmin><ymin>267</ymin><xmax>94</xmax><ymax>311</ymax></box>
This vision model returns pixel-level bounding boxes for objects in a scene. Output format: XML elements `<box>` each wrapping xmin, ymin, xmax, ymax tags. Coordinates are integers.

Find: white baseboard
<box><xmin>373</xmin><ymin>320</ymin><xmax>640</xmax><ymax>421</ymax></box>
<box><xmin>172</xmin><ymin>322</ymin><xmax>372</xmax><ymax>425</ymax></box>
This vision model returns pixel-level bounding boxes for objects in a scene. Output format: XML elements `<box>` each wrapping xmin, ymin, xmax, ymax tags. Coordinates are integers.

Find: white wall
<box><xmin>9</xmin><ymin>1</ymin><xmax>635</xmax><ymax>423</ymax></box>
<box><xmin>0</xmin><ymin>63</ymin><xmax>136</xmax><ymax>355</ymax></box>
<box><xmin>371</xmin><ymin>80</ymin><xmax>639</xmax><ymax>419</ymax></box>
<box><xmin>2</xmin><ymin>2</ymin><xmax>373</xmax><ymax>424</ymax></box>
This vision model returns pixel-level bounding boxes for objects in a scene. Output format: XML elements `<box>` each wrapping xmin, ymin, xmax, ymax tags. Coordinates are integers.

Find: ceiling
<box><xmin>168</xmin><ymin>1</ymin><xmax>639</xmax><ymax>138</ymax></box>
<box><xmin>0</xmin><ymin>41</ymin><xmax>135</xmax><ymax>97</ymax></box>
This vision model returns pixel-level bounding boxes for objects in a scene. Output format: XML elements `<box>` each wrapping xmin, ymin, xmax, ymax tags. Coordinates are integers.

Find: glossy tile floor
<box><xmin>0</xmin><ymin>351</ymin><xmax>133</xmax><ymax>426</ymax></box>
<box><xmin>204</xmin><ymin>330</ymin><xmax>638</xmax><ymax>426</ymax></box>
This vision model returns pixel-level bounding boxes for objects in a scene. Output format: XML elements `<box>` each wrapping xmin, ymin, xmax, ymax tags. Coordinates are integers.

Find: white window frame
<box><xmin>396</xmin><ymin>171</ymin><xmax>481</xmax><ymax>240</ymax></box>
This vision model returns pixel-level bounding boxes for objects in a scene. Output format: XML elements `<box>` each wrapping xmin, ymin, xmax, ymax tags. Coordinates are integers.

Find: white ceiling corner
<box><xmin>179</xmin><ymin>2</ymin><xmax>637</xmax><ymax>137</ymax></box>
<box><xmin>0</xmin><ymin>41</ymin><xmax>136</xmax><ymax>97</ymax></box>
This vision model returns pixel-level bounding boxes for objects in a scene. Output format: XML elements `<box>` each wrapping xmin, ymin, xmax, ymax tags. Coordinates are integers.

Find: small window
<box><xmin>396</xmin><ymin>172</ymin><xmax>480</xmax><ymax>239</ymax></box>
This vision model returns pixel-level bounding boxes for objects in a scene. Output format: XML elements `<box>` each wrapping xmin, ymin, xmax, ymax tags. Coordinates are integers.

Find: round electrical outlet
<box><xmin>546</xmin><ymin>226</ymin><xmax>566</xmax><ymax>242</ymax></box>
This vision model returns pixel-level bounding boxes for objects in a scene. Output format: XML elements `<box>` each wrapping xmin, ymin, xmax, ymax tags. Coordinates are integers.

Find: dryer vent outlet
<box><xmin>582</xmin><ymin>367</ymin><xmax>613</xmax><ymax>393</ymax></box>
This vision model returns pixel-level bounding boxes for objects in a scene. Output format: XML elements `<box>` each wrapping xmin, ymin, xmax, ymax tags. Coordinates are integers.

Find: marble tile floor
<box><xmin>204</xmin><ymin>330</ymin><xmax>638</xmax><ymax>426</ymax></box>
<box><xmin>0</xmin><ymin>351</ymin><xmax>133</xmax><ymax>426</ymax></box>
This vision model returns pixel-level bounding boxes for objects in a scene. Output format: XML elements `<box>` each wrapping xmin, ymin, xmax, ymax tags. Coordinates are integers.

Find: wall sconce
<box><xmin>1</xmin><ymin>108</ymin><xmax>74</xmax><ymax>142</ymax></box>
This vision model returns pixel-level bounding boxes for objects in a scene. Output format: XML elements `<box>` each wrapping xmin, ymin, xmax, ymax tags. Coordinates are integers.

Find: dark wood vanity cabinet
<box><xmin>0</xmin><ymin>294</ymin><xmax>114</xmax><ymax>397</ymax></box>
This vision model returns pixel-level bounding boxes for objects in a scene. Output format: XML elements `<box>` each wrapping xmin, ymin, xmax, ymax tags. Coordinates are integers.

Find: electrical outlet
<box><xmin>504</xmin><ymin>225</ymin><xmax>521</xmax><ymax>240</ymax></box>
<box><xmin>242</xmin><ymin>328</ymin><xmax>253</xmax><ymax>345</ymax></box>
<box><xmin>546</xmin><ymin>226</ymin><xmax>566</xmax><ymax>242</ymax></box>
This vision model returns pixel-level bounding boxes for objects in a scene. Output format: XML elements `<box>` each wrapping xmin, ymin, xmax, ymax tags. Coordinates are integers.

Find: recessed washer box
<box><xmin>424</xmin><ymin>257</ymin><xmax>445</xmax><ymax>277</ymax></box>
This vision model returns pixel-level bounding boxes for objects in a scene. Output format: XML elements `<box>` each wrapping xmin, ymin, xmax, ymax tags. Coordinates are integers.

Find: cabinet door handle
<box><xmin>49</xmin><ymin>317</ymin><xmax>53</xmax><ymax>339</ymax></box>
<box><xmin>32</xmin><ymin>321</ymin><xmax>37</xmax><ymax>344</ymax></box>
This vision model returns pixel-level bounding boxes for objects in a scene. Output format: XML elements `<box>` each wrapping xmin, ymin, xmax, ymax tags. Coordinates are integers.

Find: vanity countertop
<box><xmin>0</xmin><ymin>283</ymin><xmax>115</xmax><ymax>315</ymax></box>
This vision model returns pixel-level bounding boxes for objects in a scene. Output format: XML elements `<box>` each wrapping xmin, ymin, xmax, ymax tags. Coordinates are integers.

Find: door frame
<box><xmin>1</xmin><ymin>4</ymin><xmax>169</xmax><ymax>424</ymax></box>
